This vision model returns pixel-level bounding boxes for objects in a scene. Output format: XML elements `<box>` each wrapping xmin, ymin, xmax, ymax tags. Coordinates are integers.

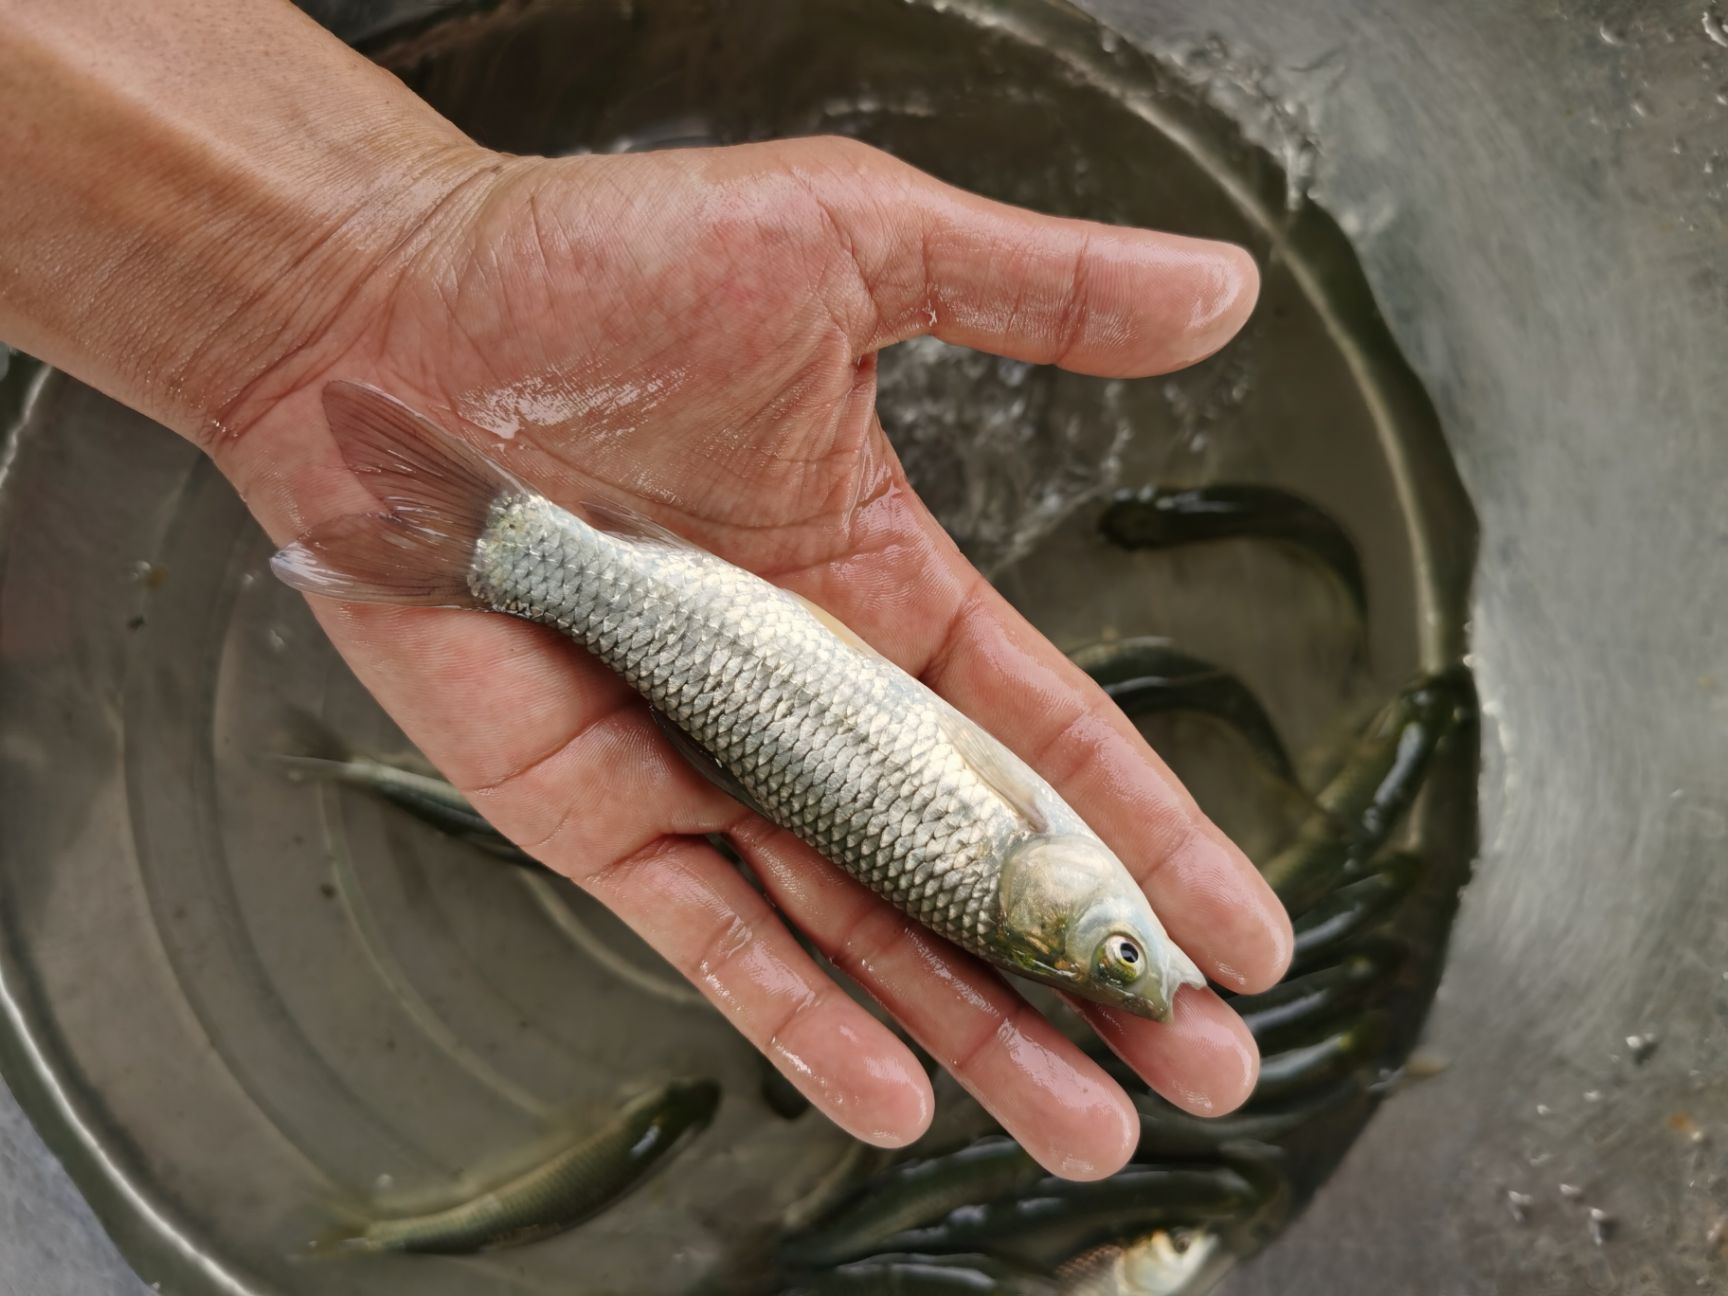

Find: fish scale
<box><xmin>474</xmin><ymin>495</ymin><xmax>1020</xmax><ymax>951</ymax></box>
<box><xmin>272</xmin><ymin>382</ymin><xmax>1204</xmax><ymax>1019</ymax></box>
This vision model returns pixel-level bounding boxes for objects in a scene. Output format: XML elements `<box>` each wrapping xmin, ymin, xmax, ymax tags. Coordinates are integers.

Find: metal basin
<box><xmin>0</xmin><ymin>1</ymin><xmax>1723</xmax><ymax>1294</ymax></box>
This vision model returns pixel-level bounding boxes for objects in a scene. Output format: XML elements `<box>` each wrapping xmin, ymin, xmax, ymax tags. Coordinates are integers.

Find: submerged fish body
<box><xmin>782</xmin><ymin>1252</ymin><xmax>1057</xmax><ymax>1295</ymax></box>
<box><xmin>1059</xmin><ymin>1229</ymin><xmax>1226</xmax><ymax>1296</ymax></box>
<box><xmin>338</xmin><ymin>1077</ymin><xmax>719</xmax><ymax>1255</ymax></box>
<box><xmin>1098</xmin><ymin>484</ymin><xmax>1366</xmax><ymax>622</ymax></box>
<box><xmin>272</xmin><ymin>383</ymin><xmax>1202</xmax><ymax>1020</ymax></box>
<box><xmin>276</xmin><ymin>750</ymin><xmax>540</xmax><ymax>868</ymax></box>
<box><xmin>1259</xmin><ymin>668</ymin><xmax>1472</xmax><ymax>915</ymax></box>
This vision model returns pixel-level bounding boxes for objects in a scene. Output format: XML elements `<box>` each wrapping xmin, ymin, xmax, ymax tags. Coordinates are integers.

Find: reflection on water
<box><xmin>876</xmin><ymin>336</ymin><xmax>1131</xmax><ymax>578</ymax></box>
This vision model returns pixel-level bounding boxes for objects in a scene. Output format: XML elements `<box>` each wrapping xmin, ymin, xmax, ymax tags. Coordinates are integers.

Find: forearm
<box><xmin>0</xmin><ymin>0</ymin><xmax>489</xmax><ymax>440</ymax></box>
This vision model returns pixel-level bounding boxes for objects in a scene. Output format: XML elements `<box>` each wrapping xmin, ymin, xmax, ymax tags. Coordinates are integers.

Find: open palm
<box><xmin>208</xmin><ymin>137</ymin><xmax>1291</xmax><ymax>1180</ymax></box>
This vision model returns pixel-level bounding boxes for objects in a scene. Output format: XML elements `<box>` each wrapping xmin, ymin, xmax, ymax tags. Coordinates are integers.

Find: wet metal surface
<box><xmin>0</xmin><ymin>0</ymin><xmax>1723</xmax><ymax>1292</ymax></box>
<box><xmin>1087</xmin><ymin>4</ymin><xmax>1728</xmax><ymax>1295</ymax></box>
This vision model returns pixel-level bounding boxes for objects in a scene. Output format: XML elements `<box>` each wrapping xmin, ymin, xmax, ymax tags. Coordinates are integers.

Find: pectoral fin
<box><xmin>938</xmin><ymin>712</ymin><xmax>1049</xmax><ymax>834</ymax></box>
<box><xmin>648</xmin><ymin>707</ymin><xmax>771</xmax><ymax>821</ymax></box>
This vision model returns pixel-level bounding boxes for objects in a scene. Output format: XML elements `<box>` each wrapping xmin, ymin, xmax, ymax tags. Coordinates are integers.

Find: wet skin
<box><xmin>0</xmin><ymin>1</ymin><xmax>1293</xmax><ymax>1179</ymax></box>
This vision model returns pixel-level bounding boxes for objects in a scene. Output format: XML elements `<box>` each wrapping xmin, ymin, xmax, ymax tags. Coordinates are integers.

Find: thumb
<box><xmin>773</xmin><ymin>136</ymin><xmax>1260</xmax><ymax>377</ymax></box>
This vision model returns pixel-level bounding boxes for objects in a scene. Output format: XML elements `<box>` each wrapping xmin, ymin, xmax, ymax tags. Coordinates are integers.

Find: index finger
<box><xmin>778</xmin><ymin>497</ymin><xmax>1294</xmax><ymax>998</ymax></box>
<box><xmin>922</xmin><ymin>573</ymin><xmax>1296</xmax><ymax>993</ymax></box>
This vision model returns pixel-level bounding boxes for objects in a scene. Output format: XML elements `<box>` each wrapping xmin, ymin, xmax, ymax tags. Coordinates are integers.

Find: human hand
<box><xmin>0</xmin><ymin>2</ymin><xmax>1292</xmax><ymax>1182</ymax></box>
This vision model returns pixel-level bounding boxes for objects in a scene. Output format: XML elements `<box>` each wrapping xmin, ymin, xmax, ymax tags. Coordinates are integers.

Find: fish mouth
<box><xmin>1017</xmin><ymin>961</ymin><xmax>1178</xmax><ymax>1022</ymax></box>
<box><xmin>1093</xmin><ymin>980</ymin><xmax>1177</xmax><ymax>1023</ymax></box>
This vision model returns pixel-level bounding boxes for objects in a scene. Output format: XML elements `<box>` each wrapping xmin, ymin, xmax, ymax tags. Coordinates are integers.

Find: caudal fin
<box><xmin>270</xmin><ymin>382</ymin><xmax>526</xmax><ymax>607</ymax></box>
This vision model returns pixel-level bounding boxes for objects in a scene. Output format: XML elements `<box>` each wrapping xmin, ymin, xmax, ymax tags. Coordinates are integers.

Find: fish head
<box><xmin>1121</xmin><ymin>1229</ymin><xmax>1226</xmax><ymax>1296</ymax></box>
<box><xmin>1400</xmin><ymin>665</ymin><xmax>1476</xmax><ymax>732</ymax></box>
<box><xmin>995</xmin><ymin>833</ymin><xmax>1204</xmax><ymax>1021</ymax></box>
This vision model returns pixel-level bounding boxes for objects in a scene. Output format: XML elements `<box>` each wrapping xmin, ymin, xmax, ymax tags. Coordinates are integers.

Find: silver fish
<box><xmin>1059</xmin><ymin>1229</ymin><xmax>1226</xmax><ymax>1296</ymax></box>
<box><xmin>328</xmin><ymin>1077</ymin><xmax>718</xmax><ymax>1254</ymax></box>
<box><xmin>275</xmin><ymin>751</ymin><xmax>539</xmax><ymax>868</ymax></box>
<box><xmin>783</xmin><ymin>1135</ymin><xmax>1043</xmax><ymax>1266</ymax></box>
<box><xmin>273</xmin><ymin>382</ymin><xmax>1203</xmax><ymax>1019</ymax></box>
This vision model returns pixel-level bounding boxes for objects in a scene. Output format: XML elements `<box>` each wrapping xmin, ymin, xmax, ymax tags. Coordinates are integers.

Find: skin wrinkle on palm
<box><xmin>0</xmin><ymin>0</ymin><xmax>1293</xmax><ymax>1182</ymax></box>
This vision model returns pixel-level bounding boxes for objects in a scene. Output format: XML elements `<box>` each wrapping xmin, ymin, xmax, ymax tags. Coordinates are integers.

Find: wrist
<box><xmin>0</xmin><ymin>1</ymin><xmax>499</xmax><ymax>441</ymax></box>
<box><xmin>180</xmin><ymin>130</ymin><xmax>506</xmax><ymax>448</ymax></box>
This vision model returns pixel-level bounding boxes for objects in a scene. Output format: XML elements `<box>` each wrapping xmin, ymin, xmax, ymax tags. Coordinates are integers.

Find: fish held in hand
<box><xmin>272</xmin><ymin>383</ymin><xmax>1204</xmax><ymax>1020</ymax></box>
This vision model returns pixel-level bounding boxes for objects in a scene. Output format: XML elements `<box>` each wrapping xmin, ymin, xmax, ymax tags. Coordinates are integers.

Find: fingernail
<box><xmin>1041</xmin><ymin>1093</ymin><xmax>1137</xmax><ymax>1181</ymax></box>
<box><xmin>1175</xmin><ymin>242</ymin><xmax>1260</xmax><ymax>365</ymax></box>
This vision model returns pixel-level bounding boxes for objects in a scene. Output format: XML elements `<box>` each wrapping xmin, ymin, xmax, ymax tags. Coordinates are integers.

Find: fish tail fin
<box><xmin>270</xmin><ymin>381</ymin><xmax>526</xmax><ymax>607</ymax></box>
<box><xmin>276</xmin><ymin>706</ymin><xmax>351</xmax><ymax>764</ymax></box>
<box><xmin>298</xmin><ymin>1223</ymin><xmax>382</xmax><ymax>1260</ymax></box>
<box><xmin>270</xmin><ymin>752</ymin><xmax>358</xmax><ymax>787</ymax></box>
<box><xmin>267</xmin><ymin>707</ymin><xmax>364</xmax><ymax>785</ymax></box>
<box><xmin>284</xmin><ymin>1201</ymin><xmax>377</xmax><ymax>1263</ymax></box>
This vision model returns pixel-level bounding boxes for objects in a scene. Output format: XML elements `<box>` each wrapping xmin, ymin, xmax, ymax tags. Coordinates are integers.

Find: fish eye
<box><xmin>1097</xmin><ymin>933</ymin><xmax>1144</xmax><ymax>984</ymax></box>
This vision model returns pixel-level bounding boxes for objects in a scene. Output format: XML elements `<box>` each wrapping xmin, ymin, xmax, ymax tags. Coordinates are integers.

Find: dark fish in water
<box><xmin>1069</xmin><ymin>638</ymin><xmax>1296</xmax><ymax>784</ymax></box>
<box><xmin>1331</xmin><ymin>667</ymin><xmax>1475</xmax><ymax>852</ymax></box>
<box><xmin>1289</xmin><ymin>852</ymin><xmax>1420</xmax><ymax>972</ymax></box>
<box><xmin>273</xmin><ymin>383</ymin><xmax>1201</xmax><ymax>1020</ymax></box>
<box><xmin>1130</xmin><ymin>1081</ymin><xmax>1360</xmax><ymax>1160</ymax></box>
<box><xmin>760</xmin><ymin>1054</ymin><xmax>815</xmax><ymax>1121</ymax></box>
<box><xmin>779</xmin><ymin>1252</ymin><xmax>1056</xmax><ymax>1295</ymax></box>
<box><xmin>779</xmin><ymin>1141</ymin><xmax>897</xmax><ymax>1238</ymax></box>
<box><xmin>1247</xmin><ymin>1014</ymin><xmax>1387</xmax><ymax>1107</ymax></box>
<box><xmin>326</xmin><ymin>1077</ymin><xmax>719</xmax><ymax>1254</ymax></box>
<box><xmin>868</xmin><ymin>1165</ymin><xmax>1259</xmax><ymax>1258</ymax></box>
<box><xmin>1230</xmin><ymin>943</ymin><xmax>1403</xmax><ymax>1051</ymax></box>
<box><xmin>276</xmin><ymin>749</ymin><xmax>539</xmax><ymax>869</ymax></box>
<box><xmin>1261</xmin><ymin>668</ymin><xmax>1472</xmax><ymax>915</ymax></box>
<box><xmin>783</xmin><ymin>1135</ymin><xmax>1044</xmax><ymax>1267</ymax></box>
<box><xmin>1098</xmin><ymin>484</ymin><xmax>1367</xmax><ymax>621</ymax></box>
